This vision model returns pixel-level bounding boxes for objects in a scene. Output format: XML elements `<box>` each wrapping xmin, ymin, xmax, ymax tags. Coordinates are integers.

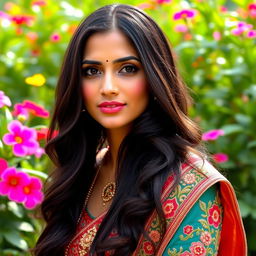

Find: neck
<box><xmin>104</xmin><ymin>126</ymin><xmax>131</xmax><ymax>175</ymax></box>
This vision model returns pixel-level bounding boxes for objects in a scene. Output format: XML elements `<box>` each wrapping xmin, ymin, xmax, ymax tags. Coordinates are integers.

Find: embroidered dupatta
<box><xmin>66</xmin><ymin>157</ymin><xmax>247</xmax><ymax>256</ymax></box>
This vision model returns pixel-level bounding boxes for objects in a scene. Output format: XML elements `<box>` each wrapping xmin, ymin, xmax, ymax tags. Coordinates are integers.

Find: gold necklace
<box><xmin>102</xmin><ymin>181</ymin><xmax>116</xmax><ymax>206</ymax></box>
<box><xmin>65</xmin><ymin>149</ymin><xmax>116</xmax><ymax>255</ymax></box>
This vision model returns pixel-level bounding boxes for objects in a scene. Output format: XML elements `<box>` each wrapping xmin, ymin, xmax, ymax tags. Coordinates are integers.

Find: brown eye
<box><xmin>120</xmin><ymin>65</ymin><xmax>138</xmax><ymax>74</ymax></box>
<box><xmin>82</xmin><ymin>67</ymin><xmax>101</xmax><ymax>76</ymax></box>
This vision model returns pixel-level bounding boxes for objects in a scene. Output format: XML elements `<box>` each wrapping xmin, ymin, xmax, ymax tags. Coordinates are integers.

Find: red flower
<box><xmin>149</xmin><ymin>230</ymin><xmax>160</xmax><ymax>243</ymax></box>
<box><xmin>208</xmin><ymin>204</ymin><xmax>221</xmax><ymax>228</ymax></box>
<box><xmin>11</xmin><ymin>15</ymin><xmax>34</xmax><ymax>26</ymax></box>
<box><xmin>143</xmin><ymin>241</ymin><xmax>154</xmax><ymax>255</ymax></box>
<box><xmin>213</xmin><ymin>153</ymin><xmax>228</xmax><ymax>163</ymax></box>
<box><xmin>189</xmin><ymin>242</ymin><xmax>206</xmax><ymax>256</ymax></box>
<box><xmin>163</xmin><ymin>198</ymin><xmax>179</xmax><ymax>218</ymax></box>
<box><xmin>36</xmin><ymin>128</ymin><xmax>58</xmax><ymax>141</ymax></box>
<box><xmin>183</xmin><ymin>225</ymin><xmax>193</xmax><ymax>235</ymax></box>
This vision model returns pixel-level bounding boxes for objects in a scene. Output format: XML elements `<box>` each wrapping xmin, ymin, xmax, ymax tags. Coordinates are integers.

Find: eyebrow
<box><xmin>82</xmin><ymin>56</ymin><xmax>141</xmax><ymax>65</ymax></box>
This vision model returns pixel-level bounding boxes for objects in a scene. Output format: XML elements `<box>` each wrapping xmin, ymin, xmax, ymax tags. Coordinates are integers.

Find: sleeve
<box><xmin>163</xmin><ymin>184</ymin><xmax>223</xmax><ymax>256</ymax></box>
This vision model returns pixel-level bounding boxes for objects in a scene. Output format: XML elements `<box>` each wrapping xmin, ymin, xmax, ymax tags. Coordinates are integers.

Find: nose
<box><xmin>100</xmin><ymin>72</ymin><xmax>119</xmax><ymax>96</ymax></box>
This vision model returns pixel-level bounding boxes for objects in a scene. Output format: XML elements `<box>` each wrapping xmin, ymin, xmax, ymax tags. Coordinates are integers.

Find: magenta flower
<box><xmin>22</xmin><ymin>176</ymin><xmax>44</xmax><ymax>209</ymax></box>
<box><xmin>0</xmin><ymin>158</ymin><xmax>8</xmax><ymax>177</ymax></box>
<box><xmin>0</xmin><ymin>91</ymin><xmax>11</xmax><ymax>108</ymax></box>
<box><xmin>0</xmin><ymin>167</ymin><xmax>30</xmax><ymax>202</ymax></box>
<box><xmin>231</xmin><ymin>22</ymin><xmax>253</xmax><ymax>36</ymax></box>
<box><xmin>173</xmin><ymin>9</ymin><xmax>196</xmax><ymax>20</ymax></box>
<box><xmin>13</xmin><ymin>100</ymin><xmax>49</xmax><ymax>120</ymax></box>
<box><xmin>174</xmin><ymin>24</ymin><xmax>188</xmax><ymax>33</ymax></box>
<box><xmin>50</xmin><ymin>33</ymin><xmax>61</xmax><ymax>42</ymax></box>
<box><xmin>32</xmin><ymin>0</ymin><xmax>47</xmax><ymax>7</ymax></box>
<box><xmin>248</xmin><ymin>3</ymin><xmax>256</xmax><ymax>18</ymax></box>
<box><xmin>213</xmin><ymin>31</ymin><xmax>221</xmax><ymax>41</ymax></box>
<box><xmin>11</xmin><ymin>14</ymin><xmax>34</xmax><ymax>26</ymax></box>
<box><xmin>247</xmin><ymin>30</ymin><xmax>256</xmax><ymax>38</ymax></box>
<box><xmin>2</xmin><ymin>120</ymin><xmax>39</xmax><ymax>157</ymax></box>
<box><xmin>157</xmin><ymin>0</ymin><xmax>171</xmax><ymax>4</ymax></box>
<box><xmin>202</xmin><ymin>129</ymin><xmax>225</xmax><ymax>141</ymax></box>
<box><xmin>213</xmin><ymin>153</ymin><xmax>229</xmax><ymax>163</ymax></box>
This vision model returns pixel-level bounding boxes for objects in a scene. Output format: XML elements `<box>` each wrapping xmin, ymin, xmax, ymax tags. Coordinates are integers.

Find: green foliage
<box><xmin>0</xmin><ymin>0</ymin><xmax>255</xmax><ymax>254</ymax></box>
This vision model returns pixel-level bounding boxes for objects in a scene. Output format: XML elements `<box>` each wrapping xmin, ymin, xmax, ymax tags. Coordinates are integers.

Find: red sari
<box><xmin>65</xmin><ymin>156</ymin><xmax>247</xmax><ymax>256</ymax></box>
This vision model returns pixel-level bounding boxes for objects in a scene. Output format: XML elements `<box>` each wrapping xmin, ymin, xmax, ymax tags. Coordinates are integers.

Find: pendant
<box><xmin>102</xmin><ymin>182</ymin><xmax>116</xmax><ymax>206</ymax></box>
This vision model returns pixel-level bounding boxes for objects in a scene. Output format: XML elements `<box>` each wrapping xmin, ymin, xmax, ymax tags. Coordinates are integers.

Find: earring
<box><xmin>81</xmin><ymin>109</ymin><xmax>86</xmax><ymax>112</ymax></box>
<box><xmin>154</xmin><ymin>96</ymin><xmax>157</xmax><ymax>101</ymax></box>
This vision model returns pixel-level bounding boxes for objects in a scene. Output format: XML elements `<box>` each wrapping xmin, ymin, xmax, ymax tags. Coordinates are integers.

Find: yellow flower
<box><xmin>25</xmin><ymin>74</ymin><xmax>46</xmax><ymax>87</ymax></box>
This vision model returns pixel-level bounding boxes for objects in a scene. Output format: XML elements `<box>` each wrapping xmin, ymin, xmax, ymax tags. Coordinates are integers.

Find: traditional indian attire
<box><xmin>66</xmin><ymin>155</ymin><xmax>247</xmax><ymax>256</ymax></box>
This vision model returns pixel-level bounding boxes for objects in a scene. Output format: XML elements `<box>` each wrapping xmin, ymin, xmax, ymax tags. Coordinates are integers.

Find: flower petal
<box><xmin>8</xmin><ymin>120</ymin><xmax>23</xmax><ymax>134</ymax></box>
<box><xmin>2</xmin><ymin>134</ymin><xmax>16</xmax><ymax>145</ymax></box>
<box><xmin>13</xmin><ymin>144</ymin><xmax>27</xmax><ymax>157</ymax></box>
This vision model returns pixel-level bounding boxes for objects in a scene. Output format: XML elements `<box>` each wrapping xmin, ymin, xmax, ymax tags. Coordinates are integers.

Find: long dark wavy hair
<box><xmin>34</xmin><ymin>4</ymin><xmax>202</xmax><ymax>256</ymax></box>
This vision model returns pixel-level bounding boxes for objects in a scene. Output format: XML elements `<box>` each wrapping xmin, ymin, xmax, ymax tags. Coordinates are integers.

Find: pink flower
<box><xmin>174</xmin><ymin>24</ymin><xmax>188</xmax><ymax>33</ymax></box>
<box><xmin>137</xmin><ymin>3</ymin><xmax>154</xmax><ymax>10</ymax></box>
<box><xmin>0</xmin><ymin>167</ymin><xmax>30</xmax><ymax>202</ymax></box>
<box><xmin>200</xmin><ymin>231</ymin><xmax>212</xmax><ymax>246</ymax></box>
<box><xmin>32</xmin><ymin>0</ymin><xmax>47</xmax><ymax>6</ymax></box>
<box><xmin>213</xmin><ymin>31</ymin><xmax>221</xmax><ymax>41</ymax></box>
<box><xmin>50</xmin><ymin>33</ymin><xmax>61</xmax><ymax>42</ymax></box>
<box><xmin>181</xmin><ymin>252</ymin><xmax>192</xmax><ymax>256</ymax></box>
<box><xmin>231</xmin><ymin>22</ymin><xmax>253</xmax><ymax>36</ymax></box>
<box><xmin>173</xmin><ymin>9</ymin><xmax>196</xmax><ymax>20</ymax></box>
<box><xmin>0</xmin><ymin>158</ymin><xmax>8</xmax><ymax>177</ymax></box>
<box><xmin>157</xmin><ymin>0</ymin><xmax>171</xmax><ymax>4</ymax></box>
<box><xmin>248</xmin><ymin>3</ymin><xmax>256</xmax><ymax>18</ymax></box>
<box><xmin>0</xmin><ymin>11</ymin><xmax>10</xmax><ymax>20</ymax></box>
<box><xmin>219</xmin><ymin>6</ymin><xmax>228</xmax><ymax>12</ymax></box>
<box><xmin>189</xmin><ymin>242</ymin><xmax>206</xmax><ymax>256</ymax></box>
<box><xmin>0</xmin><ymin>91</ymin><xmax>11</xmax><ymax>108</ymax></box>
<box><xmin>213</xmin><ymin>153</ymin><xmax>229</xmax><ymax>163</ymax></box>
<box><xmin>33</xmin><ymin>147</ymin><xmax>45</xmax><ymax>158</ymax></box>
<box><xmin>183</xmin><ymin>225</ymin><xmax>193</xmax><ymax>235</ymax></box>
<box><xmin>2</xmin><ymin>120</ymin><xmax>39</xmax><ymax>157</ymax></box>
<box><xmin>13</xmin><ymin>100</ymin><xmax>49</xmax><ymax>119</ymax></box>
<box><xmin>208</xmin><ymin>204</ymin><xmax>221</xmax><ymax>228</ymax></box>
<box><xmin>26</xmin><ymin>32</ymin><xmax>38</xmax><ymax>42</ymax></box>
<box><xmin>163</xmin><ymin>198</ymin><xmax>179</xmax><ymax>218</ymax></box>
<box><xmin>202</xmin><ymin>129</ymin><xmax>224</xmax><ymax>141</ymax></box>
<box><xmin>247</xmin><ymin>30</ymin><xmax>256</xmax><ymax>38</ymax></box>
<box><xmin>22</xmin><ymin>176</ymin><xmax>44</xmax><ymax>209</ymax></box>
<box><xmin>183</xmin><ymin>173</ymin><xmax>196</xmax><ymax>184</ymax></box>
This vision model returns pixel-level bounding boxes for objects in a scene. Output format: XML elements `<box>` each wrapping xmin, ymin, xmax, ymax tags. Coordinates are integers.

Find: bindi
<box><xmin>106</xmin><ymin>59</ymin><xmax>109</xmax><ymax>62</ymax></box>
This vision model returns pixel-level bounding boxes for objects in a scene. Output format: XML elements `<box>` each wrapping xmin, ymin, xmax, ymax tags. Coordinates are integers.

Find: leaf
<box><xmin>198</xmin><ymin>219</ymin><xmax>209</xmax><ymax>229</ymax></box>
<box><xmin>235</xmin><ymin>114</ymin><xmax>251</xmax><ymax>126</ymax></box>
<box><xmin>18</xmin><ymin>222</ymin><xmax>34</xmax><ymax>232</ymax></box>
<box><xmin>19</xmin><ymin>168</ymin><xmax>48</xmax><ymax>180</ymax></box>
<box><xmin>7</xmin><ymin>202</ymin><xmax>24</xmax><ymax>218</ymax></box>
<box><xmin>221</xmin><ymin>124</ymin><xmax>243</xmax><ymax>135</ymax></box>
<box><xmin>238</xmin><ymin>200</ymin><xmax>251</xmax><ymax>218</ymax></box>
<box><xmin>199</xmin><ymin>200</ymin><xmax>207</xmax><ymax>212</ymax></box>
<box><xmin>3</xmin><ymin>231</ymin><xmax>28</xmax><ymax>250</ymax></box>
<box><xmin>248</xmin><ymin>141</ymin><xmax>256</xmax><ymax>149</ymax></box>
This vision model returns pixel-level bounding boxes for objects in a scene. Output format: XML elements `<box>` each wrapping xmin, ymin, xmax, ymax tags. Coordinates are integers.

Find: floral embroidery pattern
<box><xmin>135</xmin><ymin>160</ymin><xmax>221</xmax><ymax>256</ymax></box>
<box><xmin>167</xmin><ymin>188</ymin><xmax>222</xmax><ymax>255</ymax></box>
<box><xmin>208</xmin><ymin>204</ymin><xmax>221</xmax><ymax>228</ymax></box>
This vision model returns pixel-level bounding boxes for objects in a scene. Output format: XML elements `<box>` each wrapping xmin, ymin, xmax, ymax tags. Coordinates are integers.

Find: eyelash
<box><xmin>81</xmin><ymin>65</ymin><xmax>139</xmax><ymax>77</ymax></box>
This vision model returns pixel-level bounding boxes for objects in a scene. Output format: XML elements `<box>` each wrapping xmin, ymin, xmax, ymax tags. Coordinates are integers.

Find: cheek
<box><xmin>82</xmin><ymin>83</ymin><xmax>95</xmax><ymax>101</ymax></box>
<box><xmin>129</xmin><ymin>80</ymin><xmax>148</xmax><ymax>97</ymax></box>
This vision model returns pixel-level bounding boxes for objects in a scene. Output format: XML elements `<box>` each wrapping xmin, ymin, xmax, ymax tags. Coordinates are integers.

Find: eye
<box><xmin>82</xmin><ymin>67</ymin><xmax>101</xmax><ymax>77</ymax></box>
<box><xmin>120</xmin><ymin>65</ymin><xmax>138</xmax><ymax>74</ymax></box>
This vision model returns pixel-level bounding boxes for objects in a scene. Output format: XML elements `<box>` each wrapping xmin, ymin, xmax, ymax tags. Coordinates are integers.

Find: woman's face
<box><xmin>82</xmin><ymin>30</ymin><xmax>149</xmax><ymax>132</ymax></box>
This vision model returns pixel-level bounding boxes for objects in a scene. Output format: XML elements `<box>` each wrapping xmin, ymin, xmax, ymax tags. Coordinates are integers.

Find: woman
<box><xmin>34</xmin><ymin>4</ymin><xmax>246</xmax><ymax>256</ymax></box>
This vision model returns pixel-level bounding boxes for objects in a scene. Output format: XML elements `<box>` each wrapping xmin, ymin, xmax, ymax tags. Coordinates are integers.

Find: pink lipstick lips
<box><xmin>98</xmin><ymin>101</ymin><xmax>126</xmax><ymax>113</ymax></box>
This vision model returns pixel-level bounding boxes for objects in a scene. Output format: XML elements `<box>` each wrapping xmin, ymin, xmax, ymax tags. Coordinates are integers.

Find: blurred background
<box><xmin>0</xmin><ymin>0</ymin><xmax>255</xmax><ymax>255</ymax></box>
